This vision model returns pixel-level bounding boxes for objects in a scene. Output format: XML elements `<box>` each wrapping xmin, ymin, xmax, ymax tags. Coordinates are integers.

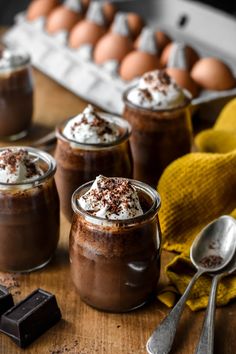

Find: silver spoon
<box><xmin>146</xmin><ymin>215</ymin><xmax>236</xmax><ymax>354</ymax></box>
<box><xmin>32</xmin><ymin>131</ymin><xmax>57</xmax><ymax>151</ymax></box>
<box><xmin>195</xmin><ymin>245</ymin><xmax>236</xmax><ymax>354</ymax></box>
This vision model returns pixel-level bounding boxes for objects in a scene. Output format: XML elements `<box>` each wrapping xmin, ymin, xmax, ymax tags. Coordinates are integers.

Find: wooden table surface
<box><xmin>0</xmin><ymin>67</ymin><xmax>235</xmax><ymax>354</ymax></box>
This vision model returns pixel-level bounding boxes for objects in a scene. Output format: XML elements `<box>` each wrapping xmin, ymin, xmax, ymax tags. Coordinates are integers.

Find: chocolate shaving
<box><xmin>137</xmin><ymin>88</ymin><xmax>153</xmax><ymax>103</ymax></box>
<box><xmin>70</xmin><ymin>108</ymin><xmax>117</xmax><ymax>142</ymax></box>
<box><xmin>199</xmin><ymin>255</ymin><xmax>223</xmax><ymax>268</ymax></box>
<box><xmin>0</xmin><ymin>272</ymin><xmax>21</xmax><ymax>296</ymax></box>
<box><xmin>81</xmin><ymin>176</ymin><xmax>142</xmax><ymax>218</ymax></box>
<box><xmin>142</xmin><ymin>70</ymin><xmax>173</xmax><ymax>96</ymax></box>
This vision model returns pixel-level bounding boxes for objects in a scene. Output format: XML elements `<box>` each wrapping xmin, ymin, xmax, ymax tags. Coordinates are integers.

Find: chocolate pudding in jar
<box><xmin>123</xmin><ymin>69</ymin><xmax>192</xmax><ymax>187</ymax></box>
<box><xmin>0</xmin><ymin>147</ymin><xmax>59</xmax><ymax>272</ymax></box>
<box><xmin>55</xmin><ymin>105</ymin><xmax>133</xmax><ymax>221</ymax></box>
<box><xmin>0</xmin><ymin>49</ymin><xmax>34</xmax><ymax>140</ymax></box>
<box><xmin>70</xmin><ymin>175</ymin><xmax>161</xmax><ymax>312</ymax></box>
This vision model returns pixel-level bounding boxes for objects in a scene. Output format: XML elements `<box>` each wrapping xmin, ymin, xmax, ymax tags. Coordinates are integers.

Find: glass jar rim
<box><xmin>0</xmin><ymin>49</ymin><xmax>31</xmax><ymax>72</ymax></box>
<box><xmin>71</xmin><ymin>178</ymin><xmax>161</xmax><ymax>226</ymax></box>
<box><xmin>123</xmin><ymin>85</ymin><xmax>192</xmax><ymax>113</ymax></box>
<box><xmin>56</xmin><ymin>112</ymin><xmax>132</xmax><ymax>150</ymax></box>
<box><xmin>0</xmin><ymin>146</ymin><xmax>56</xmax><ymax>187</ymax></box>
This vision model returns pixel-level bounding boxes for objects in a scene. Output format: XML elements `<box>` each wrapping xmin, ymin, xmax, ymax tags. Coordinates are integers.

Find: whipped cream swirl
<box><xmin>127</xmin><ymin>70</ymin><xmax>188</xmax><ymax>110</ymax></box>
<box><xmin>79</xmin><ymin>175</ymin><xmax>143</xmax><ymax>220</ymax></box>
<box><xmin>0</xmin><ymin>148</ymin><xmax>43</xmax><ymax>183</ymax></box>
<box><xmin>63</xmin><ymin>105</ymin><xmax>120</xmax><ymax>144</ymax></box>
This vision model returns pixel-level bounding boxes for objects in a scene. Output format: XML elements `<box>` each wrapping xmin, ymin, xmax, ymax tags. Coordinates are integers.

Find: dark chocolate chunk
<box><xmin>0</xmin><ymin>288</ymin><xmax>61</xmax><ymax>348</ymax></box>
<box><xmin>0</xmin><ymin>285</ymin><xmax>14</xmax><ymax>316</ymax></box>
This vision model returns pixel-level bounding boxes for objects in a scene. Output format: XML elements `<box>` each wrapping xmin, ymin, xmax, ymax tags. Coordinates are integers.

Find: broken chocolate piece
<box><xmin>0</xmin><ymin>288</ymin><xmax>61</xmax><ymax>348</ymax></box>
<box><xmin>0</xmin><ymin>285</ymin><xmax>14</xmax><ymax>316</ymax></box>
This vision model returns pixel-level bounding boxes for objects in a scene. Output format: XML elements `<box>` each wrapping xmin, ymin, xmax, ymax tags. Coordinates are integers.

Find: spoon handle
<box><xmin>195</xmin><ymin>273</ymin><xmax>222</xmax><ymax>354</ymax></box>
<box><xmin>32</xmin><ymin>131</ymin><xmax>57</xmax><ymax>149</ymax></box>
<box><xmin>146</xmin><ymin>269</ymin><xmax>204</xmax><ymax>354</ymax></box>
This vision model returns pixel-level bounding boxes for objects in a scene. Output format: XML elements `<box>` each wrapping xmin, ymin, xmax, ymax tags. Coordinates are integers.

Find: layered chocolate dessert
<box><xmin>0</xmin><ymin>50</ymin><xmax>33</xmax><ymax>140</ymax></box>
<box><xmin>70</xmin><ymin>175</ymin><xmax>161</xmax><ymax>312</ymax></box>
<box><xmin>123</xmin><ymin>69</ymin><xmax>192</xmax><ymax>187</ymax></box>
<box><xmin>0</xmin><ymin>147</ymin><xmax>59</xmax><ymax>272</ymax></box>
<box><xmin>55</xmin><ymin>105</ymin><xmax>133</xmax><ymax>221</ymax></box>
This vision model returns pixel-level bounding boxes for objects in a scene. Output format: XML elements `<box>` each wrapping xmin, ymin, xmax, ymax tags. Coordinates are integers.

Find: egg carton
<box><xmin>2</xmin><ymin>11</ymin><xmax>131</xmax><ymax>114</ymax></box>
<box><xmin>2</xmin><ymin>0</ymin><xmax>236</xmax><ymax>118</ymax></box>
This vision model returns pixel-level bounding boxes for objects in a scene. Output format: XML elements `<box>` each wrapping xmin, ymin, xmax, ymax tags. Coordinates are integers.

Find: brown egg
<box><xmin>69</xmin><ymin>21</ymin><xmax>106</xmax><ymax>48</ymax></box>
<box><xmin>161</xmin><ymin>43</ymin><xmax>199</xmax><ymax>69</ymax></box>
<box><xmin>127</xmin><ymin>13</ymin><xmax>144</xmax><ymax>39</ymax></box>
<box><xmin>27</xmin><ymin>0</ymin><xmax>59</xmax><ymax>21</ymax></box>
<box><xmin>103</xmin><ymin>2</ymin><xmax>117</xmax><ymax>24</ymax></box>
<box><xmin>166</xmin><ymin>67</ymin><xmax>200</xmax><ymax>98</ymax></box>
<box><xmin>94</xmin><ymin>33</ymin><xmax>133</xmax><ymax>64</ymax></box>
<box><xmin>135</xmin><ymin>30</ymin><xmax>171</xmax><ymax>53</ymax></box>
<box><xmin>46</xmin><ymin>5</ymin><xmax>81</xmax><ymax>34</ymax></box>
<box><xmin>120</xmin><ymin>51</ymin><xmax>161</xmax><ymax>81</ymax></box>
<box><xmin>81</xmin><ymin>0</ymin><xmax>90</xmax><ymax>13</ymax></box>
<box><xmin>191</xmin><ymin>57</ymin><xmax>236</xmax><ymax>91</ymax></box>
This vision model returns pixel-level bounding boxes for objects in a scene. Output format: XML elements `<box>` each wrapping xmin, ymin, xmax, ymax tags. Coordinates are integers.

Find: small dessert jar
<box><xmin>0</xmin><ymin>49</ymin><xmax>34</xmax><ymax>140</ymax></box>
<box><xmin>123</xmin><ymin>72</ymin><xmax>192</xmax><ymax>187</ymax></box>
<box><xmin>70</xmin><ymin>179</ymin><xmax>161</xmax><ymax>312</ymax></box>
<box><xmin>0</xmin><ymin>147</ymin><xmax>60</xmax><ymax>272</ymax></box>
<box><xmin>55</xmin><ymin>113</ymin><xmax>133</xmax><ymax>221</ymax></box>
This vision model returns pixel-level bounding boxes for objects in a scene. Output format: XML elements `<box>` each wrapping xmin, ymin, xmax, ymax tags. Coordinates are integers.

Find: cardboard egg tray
<box><xmin>2</xmin><ymin>0</ymin><xmax>236</xmax><ymax>121</ymax></box>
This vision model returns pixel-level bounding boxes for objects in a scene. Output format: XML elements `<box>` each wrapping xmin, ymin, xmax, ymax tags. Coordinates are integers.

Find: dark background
<box><xmin>0</xmin><ymin>0</ymin><xmax>236</xmax><ymax>25</ymax></box>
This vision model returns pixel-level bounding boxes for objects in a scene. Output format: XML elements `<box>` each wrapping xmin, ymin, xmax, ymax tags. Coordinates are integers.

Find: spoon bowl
<box><xmin>191</xmin><ymin>215</ymin><xmax>236</xmax><ymax>273</ymax></box>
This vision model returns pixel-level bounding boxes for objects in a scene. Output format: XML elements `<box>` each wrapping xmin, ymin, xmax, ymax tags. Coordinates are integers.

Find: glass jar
<box><xmin>0</xmin><ymin>147</ymin><xmax>60</xmax><ymax>272</ymax></box>
<box><xmin>55</xmin><ymin>114</ymin><xmax>133</xmax><ymax>221</ymax></box>
<box><xmin>123</xmin><ymin>88</ymin><xmax>192</xmax><ymax>187</ymax></box>
<box><xmin>70</xmin><ymin>179</ymin><xmax>161</xmax><ymax>312</ymax></box>
<box><xmin>0</xmin><ymin>49</ymin><xmax>34</xmax><ymax>140</ymax></box>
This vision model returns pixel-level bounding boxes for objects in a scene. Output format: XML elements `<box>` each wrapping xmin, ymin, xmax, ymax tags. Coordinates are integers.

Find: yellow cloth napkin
<box><xmin>195</xmin><ymin>97</ymin><xmax>236</xmax><ymax>153</ymax></box>
<box><xmin>157</xmin><ymin>98</ymin><xmax>236</xmax><ymax>311</ymax></box>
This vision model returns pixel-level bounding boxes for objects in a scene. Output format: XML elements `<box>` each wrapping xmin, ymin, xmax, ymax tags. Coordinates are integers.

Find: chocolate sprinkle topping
<box><xmin>144</xmin><ymin>70</ymin><xmax>171</xmax><ymax>86</ymax></box>
<box><xmin>0</xmin><ymin>149</ymin><xmax>42</xmax><ymax>179</ymax></box>
<box><xmin>68</xmin><ymin>106</ymin><xmax>120</xmax><ymax>144</ymax></box>
<box><xmin>142</xmin><ymin>70</ymin><xmax>178</xmax><ymax>96</ymax></box>
<box><xmin>199</xmin><ymin>255</ymin><xmax>223</xmax><ymax>268</ymax></box>
<box><xmin>71</xmin><ymin>113</ymin><xmax>113</xmax><ymax>137</ymax></box>
<box><xmin>80</xmin><ymin>176</ymin><xmax>143</xmax><ymax>219</ymax></box>
<box><xmin>137</xmin><ymin>88</ymin><xmax>153</xmax><ymax>104</ymax></box>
